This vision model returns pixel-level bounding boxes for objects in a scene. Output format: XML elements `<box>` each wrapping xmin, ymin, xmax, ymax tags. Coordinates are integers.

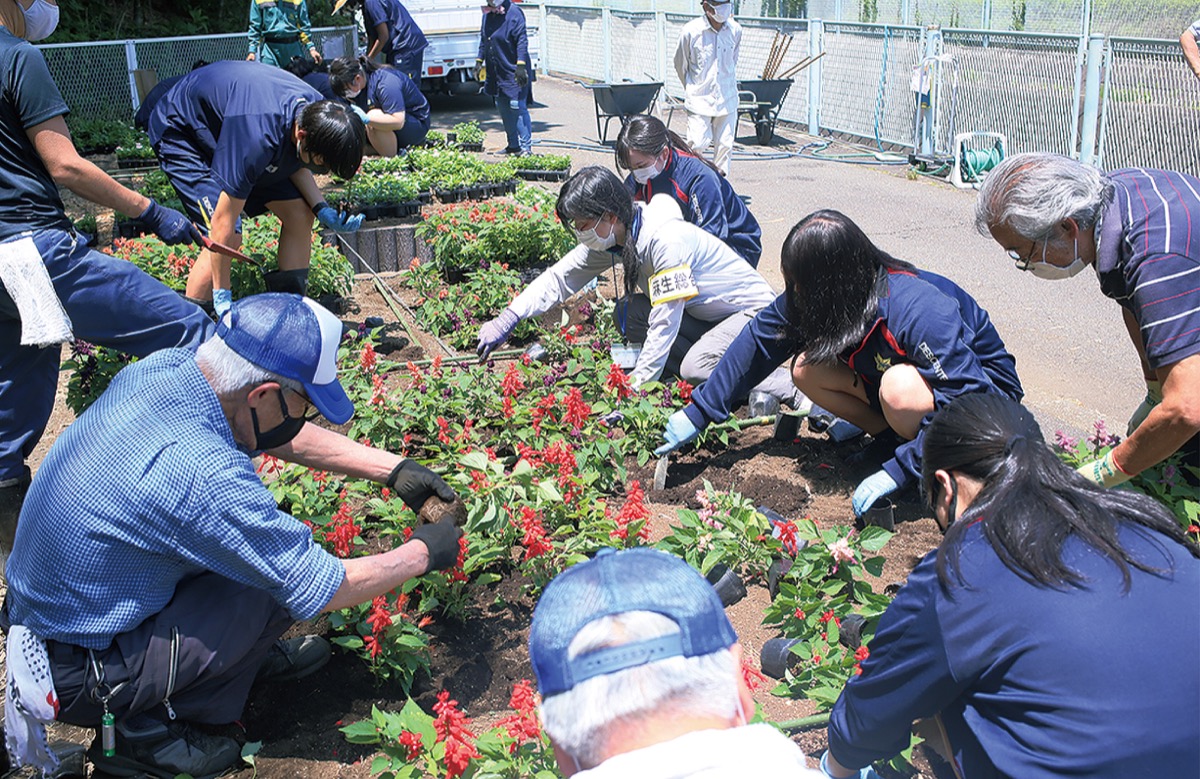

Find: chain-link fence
<box><xmin>822</xmin><ymin>22</ymin><xmax>923</xmax><ymax>147</ymax></box>
<box><xmin>38</xmin><ymin>27</ymin><xmax>355</xmax><ymax>121</ymax></box>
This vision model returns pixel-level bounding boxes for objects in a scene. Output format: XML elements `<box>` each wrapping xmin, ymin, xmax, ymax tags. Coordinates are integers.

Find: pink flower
<box><xmin>828</xmin><ymin>536</ymin><xmax>856</xmax><ymax>570</ymax></box>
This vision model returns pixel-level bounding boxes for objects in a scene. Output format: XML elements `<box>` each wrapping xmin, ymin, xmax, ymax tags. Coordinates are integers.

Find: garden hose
<box><xmin>960</xmin><ymin>145</ymin><xmax>1004</xmax><ymax>183</ymax></box>
<box><xmin>776</xmin><ymin>712</ymin><xmax>831</xmax><ymax>732</ymax></box>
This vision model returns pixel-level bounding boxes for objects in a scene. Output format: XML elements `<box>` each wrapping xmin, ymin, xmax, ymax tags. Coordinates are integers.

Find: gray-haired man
<box><xmin>529</xmin><ymin>547</ymin><xmax>823</xmax><ymax>777</ymax></box>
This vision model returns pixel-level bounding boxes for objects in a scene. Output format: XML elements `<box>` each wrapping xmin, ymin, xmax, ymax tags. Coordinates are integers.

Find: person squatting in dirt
<box><xmin>615</xmin><ymin>114</ymin><xmax>762</xmax><ymax>269</ymax></box>
<box><xmin>0</xmin><ymin>294</ymin><xmax>463</xmax><ymax>779</ymax></box>
<box><xmin>142</xmin><ymin>59</ymin><xmax>367</xmax><ymax>318</ymax></box>
<box><xmin>822</xmin><ymin>393</ymin><xmax>1200</xmax><ymax>778</ymax></box>
<box><xmin>530</xmin><ymin>547</ymin><xmax>826</xmax><ymax>777</ymax></box>
<box><xmin>0</xmin><ymin>0</ymin><xmax>214</xmax><ymax>565</ymax></box>
<box><xmin>656</xmin><ymin>209</ymin><xmax>1024</xmax><ymax>519</ymax></box>
<box><xmin>328</xmin><ymin>55</ymin><xmax>432</xmax><ymax>157</ymax></box>
<box><xmin>477</xmin><ymin>165</ymin><xmax>808</xmax><ymax>415</ymax></box>
<box><xmin>976</xmin><ymin>152</ymin><xmax>1200</xmax><ymax>486</ymax></box>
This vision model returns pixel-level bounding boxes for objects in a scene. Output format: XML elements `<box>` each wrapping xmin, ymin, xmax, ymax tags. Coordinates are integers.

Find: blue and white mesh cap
<box><xmin>216</xmin><ymin>293</ymin><xmax>354</xmax><ymax>425</ymax></box>
<box><xmin>529</xmin><ymin>548</ymin><xmax>738</xmax><ymax>699</ymax></box>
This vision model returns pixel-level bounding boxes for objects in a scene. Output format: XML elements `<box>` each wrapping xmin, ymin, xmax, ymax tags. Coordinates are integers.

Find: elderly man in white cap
<box><xmin>1</xmin><ymin>293</ymin><xmax>461</xmax><ymax>779</ymax></box>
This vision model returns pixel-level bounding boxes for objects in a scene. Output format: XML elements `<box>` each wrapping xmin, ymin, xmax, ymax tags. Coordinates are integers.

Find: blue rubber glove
<box><xmin>819</xmin><ymin>750</ymin><xmax>883</xmax><ymax>779</ymax></box>
<box><xmin>654</xmin><ymin>409</ymin><xmax>700</xmax><ymax>456</ymax></box>
<box><xmin>852</xmin><ymin>469</ymin><xmax>900</xmax><ymax>517</ymax></box>
<box><xmin>139</xmin><ymin>200</ymin><xmax>201</xmax><ymax>245</ymax></box>
<box><xmin>213</xmin><ymin>288</ymin><xmax>233</xmax><ymax>319</ymax></box>
<box><xmin>349</xmin><ymin>103</ymin><xmax>370</xmax><ymax>124</ymax></box>
<box><xmin>476</xmin><ymin>307</ymin><xmax>519</xmax><ymax>359</ymax></box>
<box><xmin>313</xmin><ymin>202</ymin><xmax>364</xmax><ymax>233</ymax></box>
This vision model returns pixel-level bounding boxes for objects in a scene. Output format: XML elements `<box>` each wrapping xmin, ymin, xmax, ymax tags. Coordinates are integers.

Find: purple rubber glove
<box><xmin>139</xmin><ymin>200</ymin><xmax>201</xmax><ymax>245</ymax></box>
<box><xmin>476</xmin><ymin>307</ymin><xmax>519</xmax><ymax>359</ymax></box>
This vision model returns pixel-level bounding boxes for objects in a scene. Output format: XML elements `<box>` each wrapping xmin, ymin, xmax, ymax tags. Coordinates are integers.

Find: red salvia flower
<box><xmin>610</xmin><ymin>480</ymin><xmax>651</xmax><ymax>542</ymax></box>
<box><xmin>675</xmin><ymin>379</ymin><xmax>693</xmax><ymax>402</ymax></box>
<box><xmin>563</xmin><ymin>387</ymin><xmax>591</xmax><ymax>432</ymax></box>
<box><xmin>432</xmin><ymin>691</ymin><xmax>480</xmax><ymax>779</ymax></box>
<box><xmin>370</xmin><ymin>374</ymin><xmax>387</xmax><ymax>407</ymax></box>
<box><xmin>327</xmin><ymin>501</ymin><xmax>361</xmax><ymax>558</ymax></box>
<box><xmin>605</xmin><ymin>363</ymin><xmax>633</xmax><ymax>400</ymax></box>
<box><xmin>741</xmin><ymin>657</ymin><xmax>768</xmax><ymax>692</ymax></box>
<box><xmin>513</xmin><ymin>506</ymin><xmax>554</xmax><ymax>561</ymax></box>
<box><xmin>496</xmin><ymin>680</ymin><xmax>542</xmax><ymax>752</ymax></box>
<box><xmin>436</xmin><ymin>416</ymin><xmax>451</xmax><ymax>445</ymax></box>
<box><xmin>398</xmin><ymin>730</ymin><xmax>422</xmax><ymax>761</ymax></box>
<box><xmin>501</xmin><ymin>362</ymin><xmax>525</xmax><ymax>397</ymax></box>
<box><xmin>366</xmin><ymin>595</ymin><xmax>391</xmax><ymax>637</ymax></box>
<box><xmin>359</xmin><ymin>342</ymin><xmax>377</xmax><ymax>374</ymax></box>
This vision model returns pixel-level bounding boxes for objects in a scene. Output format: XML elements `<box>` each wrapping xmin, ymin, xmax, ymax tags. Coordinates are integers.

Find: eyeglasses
<box><xmin>1007</xmin><ymin>238</ymin><xmax>1047</xmax><ymax>272</ymax></box>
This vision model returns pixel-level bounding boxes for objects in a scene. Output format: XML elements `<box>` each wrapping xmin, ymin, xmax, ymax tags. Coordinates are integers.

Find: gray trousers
<box><xmin>619</xmin><ymin>297</ymin><xmax>801</xmax><ymax>405</ymax></box>
<box><xmin>44</xmin><ymin>572</ymin><xmax>292</xmax><ymax>728</ymax></box>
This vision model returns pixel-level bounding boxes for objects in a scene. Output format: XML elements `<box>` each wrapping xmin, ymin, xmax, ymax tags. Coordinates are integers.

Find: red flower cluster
<box><xmin>776</xmin><ymin>519</ymin><xmax>800</xmax><ymax>556</ymax></box>
<box><xmin>513</xmin><ymin>506</ymin><xmax>554</xmax><ymax>561</ymax></box>
<box><xmin>398</xmin><ymin>730</ymin><xmax>423</xmax><ymax>761</ymax></box>
<box><xmin>327</xmin><ymin>501</ymin><xmax>362</xmax><ymax>558</ymax></box>
<box><xmin>675</xmin><ymin>379</ymin><xmax>693</xmax><ymax>402</ymax></box>
<box><xmin>605</xmin><ymin>363</ymin><xmax>633</xmax><ymax>400</ymax></box>
<box><xmin>501</xmin><ymin>363</ymin><xmax>526</xmax><ymax>419</ymax></box>
<box><xmin>818</xmin><ymin>609</ymin><xmax>841</xmax><ymax>627</ymax></box>
<box><xmin>532</xmin><ymin>392</ymin><xmax>557</xmax><ymax>435</ymax></box>
<box><xmin>853</xmin><ymin>645</ymin><xmax>870</xmax><ymax>675</ymax></box>
<box><xmin>256</xmin><ymin>454</ymin><xmax>283</xmax><ymax>476</ymax></box>
<box><xmin>497</xmin><ymin>679</ymin><xmax>542</xmax><ymax>752</ymax></box>
<box><xmin>360</xmin><ymin>342</ymin><xmax>377</xmax><ymax>374</ymax></box>
<box><xmin>610</xmin><ymin>480</ymin><xmax>651</xmax><ymax>542</ymax></box>
<box><xmin>563</xmin><ymin>387</ymin><xmax>591</xmax><ymax>432</ymax></box>
<box><xmin>406</xmin><ymin>361</ymin><xmax>424</xmax><ymax>384</ymax></box>
<box><xmin>741</xmin><ymin>657</ymin><xmax>768</xmax><ymax>692</ymax></box>
<box><xmin>436</xmin><ymin>416</ymin><xmax>451</xmax><ymax>445</ymax></box>
<box><xmin>445</xmin><ymin>535</ymin><xmax>470</xmax><ymax>583</ymax></box>
<box><xmin>370</xmin><ymin>374</ymin><xmax>387</xmax><ymax>407</ymax></box>
<box><xmin>432</xmin><ymin>691</ymin><xmax>480</xmax><ymax>779</ymax></box>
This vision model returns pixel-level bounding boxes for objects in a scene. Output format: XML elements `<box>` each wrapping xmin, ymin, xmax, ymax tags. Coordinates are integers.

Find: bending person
<box><xmin>616</xmin><ymin>114</ymin><xmax>762</xmax><ymax>268</ymax></box>
<box><xmin>329</xmin><ymin>56</ymin><xmax>430</xmax><ymax>156</ymax></box>
<box><xmin>145</xmin><ymin>60</ymin><xmax>365</xmax><ymax>317</ymax></box>
<box><xmin>334</xmin><ymin>0</ymin><xmax>427</xmax><ymax>81</ymax></box>
<box><xmin>476</xmin><ymin>166</ymin><xmax>803</xmax><ymax>409</ymax></box>
<box><xmin>822</xmin><ymin>393</ymin><xmax>1199</xmax><ymax>778</ymax></box>
<box><xmin>656</xmin><ymin>210</ymin><xmax>1023</xmax><ymax>517</ymax></box>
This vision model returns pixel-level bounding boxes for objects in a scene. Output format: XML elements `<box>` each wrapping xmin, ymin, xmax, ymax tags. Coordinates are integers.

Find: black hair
<box><xmin>614</xmin><ymin>114</ymin><xmax>721</xmax><ymax>177</ymax></box>
<box><xmin>779</xmin><ymin>209</ymin><xmax>915</xmax><ymax>363</ymax></box>
<box><xmin>297</xmin><ymin>100</ymin><xmax>365</xmax><ymax>179</ymax></box>
<box><xmin>327</xmin><ymin>56</ymin><xmax>386</xmax><ymax>97</ymax></box>
<box><xmin>923</xmin><ymin>393</ymin><xmax>1198</xmax><ymax>590</ymax></box>
<box><xmin>284</xmin><ymin>56</ymin><xmax>315</xmax><ymax>79</ymax></box>
<box><xmin>555</xmin><ymin>166</ymin><xmax>639</xmax><ymax>296</ymax></box>
<box><xmin>191</xmin><ymin>59</ymin><xmax>209</xmax><ymax>71</ymax></box>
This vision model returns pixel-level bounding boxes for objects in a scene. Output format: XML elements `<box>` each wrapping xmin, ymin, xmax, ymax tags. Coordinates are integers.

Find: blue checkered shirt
<box><xmin>5</xmin><ymin>350</ymin><xmax>345</xmax><ymax>649</ymax></box>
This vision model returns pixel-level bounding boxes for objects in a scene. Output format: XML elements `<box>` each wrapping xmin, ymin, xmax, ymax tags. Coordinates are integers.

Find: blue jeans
<box><xmin>0</xmin><ymin>229</ymin><xmax>214</xmax><ymax>481</ymax></box>
<box><xmin>497</xmin><ymin>95</ymin><xmax>531</xmax><ymax>153</ymax></box>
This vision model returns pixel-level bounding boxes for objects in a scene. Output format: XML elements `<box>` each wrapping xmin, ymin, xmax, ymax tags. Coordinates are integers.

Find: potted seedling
<box><xmin>452</xmin><ymin>120</ymin><xmax>484</xmax><ymax>152</ymax></box>
<box><xmin>514</xmin><ymin>153</ymin><xmax>573</xmax><ymax>181</ymax></box>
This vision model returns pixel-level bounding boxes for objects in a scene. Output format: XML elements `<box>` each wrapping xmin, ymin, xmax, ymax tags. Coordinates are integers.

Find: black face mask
<box><xmin>298</xmin><ymin>144</ymin><xmax>329</xmax><ymax>175</ymax></box>
<box><xmin>251</xmin><ymin>390</ymin><xmax>308</xmax><ymax>450</ymax></box>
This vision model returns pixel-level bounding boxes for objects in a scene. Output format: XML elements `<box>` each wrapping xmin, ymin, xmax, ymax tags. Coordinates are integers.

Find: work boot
<box><xmin>0</xmin><ymin>470</ymin><xmax>31</xmax><ymax>574</ymax></box>
<box><xmin>87</xmin><ymin>718</ymin><xmax>241</xmax><ymax>779</ymax></box>
<box><xmin>263</xmin><ymin>268</ymin><xmax>310</xmax><ymax>296</ymax></box>
<box><xmin>255</xmin><ymin>635</ymin><xmax>331</xmax><ymax>684</ymax></box>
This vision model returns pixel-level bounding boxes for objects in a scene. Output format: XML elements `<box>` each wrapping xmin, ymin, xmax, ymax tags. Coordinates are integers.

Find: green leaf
<box><xmin>340</xmin><ymin>720</ymin><xmax>381</xmax><ymax>744</ymax></box>
<box><xmin>240</xmin><ymin>740</ymin><xmax>263</xmax><ymax>768</ymax></box>
<box><xmin>460</xmin><ymin>450</ymin><xmax>490</xmax><ymax>471</ymax></box>
<box><xmin>858</xmin><ymin>525</ymin><xmax>895</xmax><ymax>552</ymax></box>
<box><xmin>862</xmin><ymin>556</ymin><xmax>885</xmax><ymax>577</ymax></box>
<box><xmin>537</xmin><ymin>479</ymin><xmax>564</xmax><ymax>503</ymax></box>
<box><xmin>331</xmin><ymin>635</ymin><xmax>364</xmax><ymax>650</ymax></box>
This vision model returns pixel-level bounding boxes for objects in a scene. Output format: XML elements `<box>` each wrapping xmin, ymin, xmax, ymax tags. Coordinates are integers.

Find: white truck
<box><xmin>406</xmin><ymin>0</ymin><xmax>540</xmax><ymax>96</ymax></box>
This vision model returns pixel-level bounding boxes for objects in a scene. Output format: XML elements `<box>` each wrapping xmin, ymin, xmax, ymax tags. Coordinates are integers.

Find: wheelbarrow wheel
<box><xmin>756</xmin><ymin>119</ymin><xmax>774</xmax><ymax>146</ymax></box>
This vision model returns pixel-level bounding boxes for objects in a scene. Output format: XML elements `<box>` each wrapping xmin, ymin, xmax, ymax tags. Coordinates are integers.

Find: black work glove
<box><xmin>515</xmin><ymin>62</ymin><xmax>528</xmax><ymax>87</ymax></box>
<box><xmin>387</xmin><ymin>458</ymin><xmax>457</xmax><ymax>511</ymax></box>
<box><xmin>410</xmin><ymin>520</ymin><xmax>462</xmax><ymax>574</ymax></box>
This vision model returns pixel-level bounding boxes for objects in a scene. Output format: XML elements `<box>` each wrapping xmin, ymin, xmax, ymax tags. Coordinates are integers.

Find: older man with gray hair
<box><xmin>1</xmin><ymin>293</ymin><xmax>462</xmax><ymax>779</ymax></box>
<box><xmin>529</xmin><ymin>547</ymin><xmax>825</xmax><ymax>777</ymax></box>
<box><xmin>975</xmin><ymin>152</ymin><xmax>1199</xmax><ymax>485</ymax></box>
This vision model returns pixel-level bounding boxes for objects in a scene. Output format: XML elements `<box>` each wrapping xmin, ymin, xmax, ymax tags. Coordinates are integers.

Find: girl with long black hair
<box><xmin>658</xmin><ymin>210</ymin><xmax>1022</xmax><ymax>517</ymax></box>
<box><xmin>615</xmin><ymin>115</ymin><xmax>762</xmax><ymax>268</ymax></box>
<box><xmin>822</xmin><ymin>393</ymin><xmax>1199</xmax><ymax>778</ymax></box>
<box><xmin>476</xmin><ymin>167</ymin><xmax>803</xmax><ymax>409</ymax></box>
<box><xmin>328</xmin><ymin>56</ymin><xmax>430</xmax><ymax>156</ymax></box>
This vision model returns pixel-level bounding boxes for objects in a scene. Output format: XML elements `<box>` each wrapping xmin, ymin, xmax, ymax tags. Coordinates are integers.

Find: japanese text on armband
<box><xmin>649</xmin><ymin>265</ymin><xmax>699</xmax><ymax>306</ymax></box>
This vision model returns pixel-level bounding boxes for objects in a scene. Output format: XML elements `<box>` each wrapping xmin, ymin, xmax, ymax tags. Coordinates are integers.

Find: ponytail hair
<box><xmin>556</xmin><ymin>166</ymin><xmax>640</xmax><ymax>296</ymax></box>
<box><xmin>328</xmin><ymin>55</ymin><xmax>386</xmax><ymax>97</ymax></box>
<box><xmin>614</xmin><ymin>114</ymin><xmax>721</xmax><ymax>177</ymax></box>
<box><xmin>922</xmin><ymin>394</ymin><xmax>1197</xmax><ymax>590</ymax></box>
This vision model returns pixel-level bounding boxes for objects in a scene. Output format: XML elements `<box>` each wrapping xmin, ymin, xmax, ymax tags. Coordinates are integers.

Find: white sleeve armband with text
<box><xmin>649</xmin><ymin>265</ymin><xmax>699</xmax><ymax>306</ymax></box>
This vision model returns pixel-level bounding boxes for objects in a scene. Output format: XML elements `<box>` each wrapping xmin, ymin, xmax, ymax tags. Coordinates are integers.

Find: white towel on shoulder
<box><xmin>0</xmin><ymin>236</ymin><xmax>74</xmax><ymax>347</ymax></box>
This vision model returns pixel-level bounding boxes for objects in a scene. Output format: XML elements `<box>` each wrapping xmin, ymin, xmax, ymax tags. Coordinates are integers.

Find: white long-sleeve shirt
<box><xmin>674</xmin><ymin>16</ymin><xmax>742</xmax><ymax>117</ymax></box>
<box><xmin>508</xmin><ymin>195</ymin><xmax>776</xmax><ymax>385</ymax></box>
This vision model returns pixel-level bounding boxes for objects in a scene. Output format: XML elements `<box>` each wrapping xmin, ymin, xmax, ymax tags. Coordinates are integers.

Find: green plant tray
<box><xmin>117</xmin><ymin>158</ymin><xmax>158</xmax><ymax>170</ymax></box>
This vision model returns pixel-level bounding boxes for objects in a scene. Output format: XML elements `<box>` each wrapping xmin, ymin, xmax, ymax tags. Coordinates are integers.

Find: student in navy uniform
<box><xmin>616</xmin><ymin>114</ymin><xmax>762</xmax><ymax>268</ymax></box>
<box><xmin>334</xmin><ymin>0</ymin><xmax>427</xmax><ymax>81</ymax></box>
<box><xmin>0</xmin><ymin>0</ymin><xmax>213</xmax><ymax>561</ymax></box>
<box><xmin>329</xmin><ymin>56</ymin><xmax>430</xmax><ymax>156</ymax></box>
<box><xmin>656</xmin><ymin>210</ymin><xmax>1023</xmax><ymax>517</ymax></box>
<box><xmin>133</xmin><ymin>60</ymin><xmax>208</xmax><ymax>131</ymax></box>
<box><xmin>477</xmin><ymin>0</ymin><xmax>532</xmax><ymax>156</ymax></box>
<box><xmin>977</xmin><ymin>152</ymin><xmax>1200</xmax><ymax>486</ymax></box>
<box><xmin>283</xmin><ymin>56</ymin><xmax>340</xmax><ymax>103</ymax></box>
<box><xmin>145</xmin><ymin>60</ymin><xmax>365</xmax><ymax>318</ymax></box>
<box><xmin>822</xmin><ymin>393</ymin><xmax>1199</xmax><ymax>779</ymax></box>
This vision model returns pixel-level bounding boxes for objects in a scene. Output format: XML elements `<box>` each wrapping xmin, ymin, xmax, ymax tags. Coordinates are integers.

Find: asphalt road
<box><xmin>428</xmin><ymin>75</ymin><xmax>1141</xmax><ymax>438</ymax></box>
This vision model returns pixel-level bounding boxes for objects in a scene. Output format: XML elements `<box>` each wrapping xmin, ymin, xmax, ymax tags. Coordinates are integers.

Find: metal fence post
<box><xmin>807</xmin><ymin>19</ymin><xmax>823</xmax><ymax>135</ymax></box>
<box><xmin>1078</xmin><ymin>33</ymin><xmax>1105</xmax><ymax>164</ymax></box>
<box><xmin>656</xmin><ymin>10</ymin><xmax>667</xmax><ymax>82</ymax></box>
<box><xmin>602</xmin><ymin>7</ymin><xmax>613</xmax><ymax>82</ymax></box>
<box><xmin>918</xmin><ymin>26</ymin><xmax>942</xmax><ymax>156</ymax></box>
<box><xmin>540</xmin><ymin>5</ymin><xmax>550</xmax><ymax>74</ymax></box>
<box><xmin>980</xmin><ymin>0</ymin><xmax>992</xmax><ymax>30</ymax></box>
<box><xmin>351</xmin><ymin>22</ymin><xmax>359</xmax><ymax>56</ymax></box>
<box><xmin>901</xmin><ymin>0</ymin><xmax>911</xmax><ymax>26</ymax></box>
<box><xmin>1079</xmin><ymin>0</ymin><xmax>1092</xmax><ymax>38</ymax></box>
<box><xmin>124</xmin><ymin>39</ymin><xmax>140</xmax><ymax>113</ymax></box>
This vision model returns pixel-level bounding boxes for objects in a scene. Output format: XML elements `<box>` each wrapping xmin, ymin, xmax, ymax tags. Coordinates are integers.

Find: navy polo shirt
<box><xmin>364</xmin><ymin>0</ymin><xmax>428</xmax><ymax>60</ymax></box>
<box><xmin>0</xmin><ymin>28</ymin><xmax>72</xmax><ymax>241</ymax></box>
<box><xmin>367</xmin><ymin>66</ymin><xmax>429</xmax><ymax>127</ymax></box>
<box><xmin>147</xmin><ymin>61</ymin><xmax>321</xmax><ymax>200</ymax></box>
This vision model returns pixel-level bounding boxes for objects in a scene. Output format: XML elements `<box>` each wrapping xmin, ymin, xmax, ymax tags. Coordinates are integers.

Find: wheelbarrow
<box><xmin>580</xmin><ymin>80</ymin><xmax>663</xmax><ymax>144</ymax></box>
<box><xmin>736</xmin><ymin>78</ymin><xmax>793</xmax><ymax>145</ymax></box>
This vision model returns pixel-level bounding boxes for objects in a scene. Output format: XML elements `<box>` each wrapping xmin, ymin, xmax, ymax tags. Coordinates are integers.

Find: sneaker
<box><xmin>88</xmin><ymin>719</ymin><xmax>241</xmax><ymax>779</ymax></box>
<box><xmin>255</xmin><ymin>635</ymin><xmax>331</xmax><ymax>683</ymax></box>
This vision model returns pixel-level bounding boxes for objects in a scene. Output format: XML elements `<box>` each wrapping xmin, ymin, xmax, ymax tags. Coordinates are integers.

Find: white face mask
<box><xmin>631</xmin><ymin>156</ymin><xmax>665</xmax><ymax>185</ymax></box>
<box><xmin>1023</xmin><ymin>237</ymin><xmax>1088</xmax><ymax>281</ymax></box>
<box><xmin>576</xmin><ymin>217</ymin><xmax>618</xmax><ymax>251</ymax></box>
<box><xmin>707</xmin><ymin>3</ymin><xmax>732</xmax><ymax>23</ymax></box>
<box><xmin>344</xmin><ymin>88</ymin><xmax>361</xmax><ymax>100</ymax></box>
<box><xmin>20</xmin><ymin>0</ymin><xmax>59</xmax><ymax>41</ymax></box>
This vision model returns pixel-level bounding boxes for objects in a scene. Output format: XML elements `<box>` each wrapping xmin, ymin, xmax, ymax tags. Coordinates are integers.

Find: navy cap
<box><xmin>529</xmin><ymin>548</ymin><xmax>738</xmax><ymax>699</ymax></box>
<box><xmin>216</xmin><ymin>293</ymin><xmax>354</xmax><ymax>424</ymax></box>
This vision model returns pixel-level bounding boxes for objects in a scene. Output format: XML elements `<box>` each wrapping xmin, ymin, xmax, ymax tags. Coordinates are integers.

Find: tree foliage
<box><xmin>47</xmin><ymin>0</ymin><xmax>339</xmax><ymax>43</ymax></box>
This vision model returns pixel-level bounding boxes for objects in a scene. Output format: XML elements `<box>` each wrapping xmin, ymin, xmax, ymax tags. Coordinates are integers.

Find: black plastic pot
<box><xmin>446</xmin><ymin>131</ymin><xmax>458</xmax><ymax>144</ymax></box>
<box><xmin>705</xmin><ymin>563</ymin><xmax>747</xmax><ymax>608</ymax></box>
<box><xmin>838</xmin><ymin>614</ymin><xmax>867</xmax><ymax>650</ymax></box>
<box><xmin>773</xmin><ymin>412</ymin><xmax>801</xmax><ymax>442</ymax></box>
<box><xmin>117</xmin><ymin>157</ymin><xmax>156</xmax><ymax>169</ymax></box>
<box><xmin>861</xmin><ymin>498</ymin><xmax>895</xmax><ymax>531</ymax></box>
<box><xmin>360</xmin><ymin>205</ymin><xmax>380</xmax><ymax>221</ymax></box>
<box><xmin>767</xmin><ymin>557</ymin><xmax>793</xmax><ymax>600</ymax></box>
<box><xmin>760</xmin><ymin>637</ymin><xmax>802</xmax><ymax>679</ymax></box>
<box><xmin>458</xmin><ymin>142</ymin><xmax>483</xmax><ymax>153</ymax></box>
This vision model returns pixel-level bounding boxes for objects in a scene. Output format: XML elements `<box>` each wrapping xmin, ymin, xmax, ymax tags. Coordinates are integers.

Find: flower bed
<box><xmin>415</xmin><ymin>200</ymin><xmax>573</xmax><ymax>279</ymax></box>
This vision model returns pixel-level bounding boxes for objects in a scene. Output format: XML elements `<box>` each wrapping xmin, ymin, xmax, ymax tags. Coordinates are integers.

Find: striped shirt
<box><xmin>5</xmin><ymin>350</ymin><xmax>345</xmax><ymax>649</ymax></box>
<box><xmin>1095</xmin><ymin>168</ymin><xmax>1200</xmax><ymax>370</ymax></box>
